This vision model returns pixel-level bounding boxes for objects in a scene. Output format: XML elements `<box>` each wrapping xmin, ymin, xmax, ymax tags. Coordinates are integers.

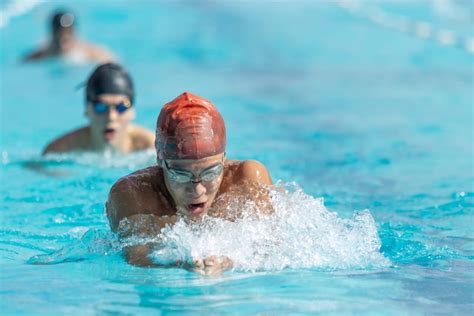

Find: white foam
<box><xmin>40</xmin><ymin>149</ymin><xmax>156</xmax><ymax>170</ymax></box>
<box><xmin>145</xmin><ymin>182</ymin><xmax>390</xmax><ymax>272</ymax></box>
<box><xmin>0</xmin><ymin>0</ymin><xmax>41</xmax><ymax>29</ymax></box>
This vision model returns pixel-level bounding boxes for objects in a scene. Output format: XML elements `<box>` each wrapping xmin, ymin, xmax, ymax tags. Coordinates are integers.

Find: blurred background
<box><xmin>2</xmin><ymin>0</ymin><xmax>472</xmax><ymax>204</ymax></box>
<box><xmin>0</xmin><ymin>0</ymin><xmax>473</xmax><ymax>314</ymax></box>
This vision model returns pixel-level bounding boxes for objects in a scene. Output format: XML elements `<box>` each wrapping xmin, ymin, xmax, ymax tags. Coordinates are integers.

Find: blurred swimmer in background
<box><xmin>24</xmin><ymin>10</ymin><xmax>115</xmax><ymax>63</ymax></box>
<box><xmin>106</xmin><ymin>92</ymin><xmax>273</xmax><ymax>275</ymax></box>
<box><xmin>43</xmin><ymin>63</ymin><xmax>155</xmax><ymax>155</ymax></box>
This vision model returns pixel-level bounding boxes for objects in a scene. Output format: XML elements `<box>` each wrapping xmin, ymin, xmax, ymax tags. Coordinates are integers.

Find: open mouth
<box><xmin>187</xmin><ymin>202</ymin><xmax>206</xmax><ymax>215</ymax></box>
<box><xmin>103</xmin><ymin>128</ymin><xmax>116</xmax><ymax>141</ymax></box>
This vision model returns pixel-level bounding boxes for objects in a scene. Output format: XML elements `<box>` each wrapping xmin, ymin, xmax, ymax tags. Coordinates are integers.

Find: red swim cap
<box><xmin>156</xmin><ymin>92</ymin><xmax>226</xmax><ymax>160</ymax></box>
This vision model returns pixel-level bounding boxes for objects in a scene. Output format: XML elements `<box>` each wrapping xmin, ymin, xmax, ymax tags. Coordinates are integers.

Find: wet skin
<box><xmin>24</xmin><ymin>28</ymin><xmax>115</xmax><ymax>63</ymax></box>
<box><xmin>106</xmin><ymin>153</ymin><xmax>273</xmax><ymax>274</ymax></box>
<box><xmin>42</xmin><ymin>94</ymin><xmax>155</xmax><ymax>155</ymax></box>
<box><xmin>162</xmin><ymin>154</ymin><xmax>226</xmax><ymax>219</ymax></box>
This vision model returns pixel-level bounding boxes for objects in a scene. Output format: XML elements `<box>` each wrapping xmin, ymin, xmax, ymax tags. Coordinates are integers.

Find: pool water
<box><xmin>1</xmin><ymin>0</ymin><xmax>473</xmax><ymax>315</ymax></box>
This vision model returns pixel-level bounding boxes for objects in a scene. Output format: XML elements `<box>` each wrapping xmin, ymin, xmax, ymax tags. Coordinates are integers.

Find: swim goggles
<box><xmin>163</xmin><ymin>154</ymin><xmax>225</xmax><ymax>184</ymax></box>
<box><xmin>92</xmin><ymin>99</ymin><xmax>132</xmax><ymax>114</ymax></box>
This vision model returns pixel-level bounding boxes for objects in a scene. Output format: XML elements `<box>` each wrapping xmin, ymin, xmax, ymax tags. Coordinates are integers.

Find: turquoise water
<box><xmin>1</xmin><ymin>0</ymin><xmax>473</xmax><ymax>315</ymax></box>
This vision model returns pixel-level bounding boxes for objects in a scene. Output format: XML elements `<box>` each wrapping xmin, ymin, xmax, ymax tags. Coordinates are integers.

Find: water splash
<box><xmin>148</xmin><ymin>182</ymin><xmax>390</xmax><ymax>272</ymax></box>
<box><xmin>27</xmin><ymin>229</ymin><xmax>120</xmax><ymax>265</ymax></box>
<box><xmin>28</xmin><ymin>182</ymin><xmax>390</xmax><ymax>271</ymax></box>
<box><xmin>17</xmin><ymin>149</ymin><xmax>156</xmax><ymax>173</ymax></box>
<box><xmin>0</xmin><ymin>0</ymin><xmax>41</xmax><ymax>29</ymax></box>
<box><xmin>42</xmin><ymin>149</ymin><xmax>156</xmax><ymax>169</ymax></box>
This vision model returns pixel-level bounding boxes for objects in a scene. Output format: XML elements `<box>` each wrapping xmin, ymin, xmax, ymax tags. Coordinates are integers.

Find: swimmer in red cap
<box><xmin>24</xmin><ymin>10</ymin><xmax>114</xmax><ymax>63</ymax></box>
<box><xmin>106</xmin><ymin>92</ymin><xmax>273</xmax><ymax>275</ymax></box>
<box><xmin>43</xmin><ymin>63</ymin><xmax>155</xmax><ymax>154</ymax></box>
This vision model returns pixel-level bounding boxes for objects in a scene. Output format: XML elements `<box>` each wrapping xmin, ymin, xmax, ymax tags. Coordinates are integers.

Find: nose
<box><xmin>186</xmin><ymin>181</ymin><xmax>206</xmax><ymax>198</ymax></box>
<box><xmin>106</xmin><ymin>108</ymin><xmax>118</xmax><ymax>122</ymax></box>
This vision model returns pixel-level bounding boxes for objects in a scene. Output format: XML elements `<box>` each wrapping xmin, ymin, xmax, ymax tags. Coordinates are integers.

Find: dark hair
<box><xmin>51</xmin><ymin>11</ymin><xmax>75</xmax><ymax>32</ymax></box>
<box><xmin>86</xmin><ymin>63</ymin><xmax>135</xmax><ymax>104</ymax></box>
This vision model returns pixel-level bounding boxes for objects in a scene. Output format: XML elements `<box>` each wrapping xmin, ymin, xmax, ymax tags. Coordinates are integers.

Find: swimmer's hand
<box><xmin>118</xmin><ymin>214</ymin><xmax>177</xmax><ymax>267</ymax></box>
<box><xmin>190</xmin><ymin>256</ymin><xmax>233</xmax><ymax>276</ymax></box>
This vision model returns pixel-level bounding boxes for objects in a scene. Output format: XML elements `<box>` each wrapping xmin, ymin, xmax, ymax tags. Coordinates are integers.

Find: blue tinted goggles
<box><xmin>92</xmin><ymin>99</ymin><xmax>132</xmax><ymax>114</ymax></box>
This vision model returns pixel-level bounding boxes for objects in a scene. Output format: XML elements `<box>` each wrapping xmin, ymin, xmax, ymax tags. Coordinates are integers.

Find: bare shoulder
<box><xmin>128</xmin><ymin>124</ymin><xmax>155</xmax><ymax>151</ymax></box>
<box><xmin>106</xmin><ymin>166</ymin><xmax>166</xmax><ymax>231</ymax></box>
<box><xmin>81</xmin><ymin>42</ymin><xmax>116</xmax><ymax>62</ymax></box>
<box><xmin>42</xmin><ymin>126</ymin><xmax>90</xmax><ymax>155</ymax></box>
<box><xmin>214</xmin><ymin>160</ymin><xmax>274</xmax><ymax>217</ymax></box>
<box><xmin>233</xmin><ymin>160</ymin><xmax>272</xmax><ymax>185</ymax></box>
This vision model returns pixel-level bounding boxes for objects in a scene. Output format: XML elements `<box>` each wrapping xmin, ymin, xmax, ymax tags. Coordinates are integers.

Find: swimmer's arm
<box><xmin>23</xmin><ymin>48</ymin><xmax>48</xmax><ymax>62</ymax></box>
<box><xmin>106</xmin><ymin>178</ymin><xmax>176</xmax><ymax>266</ymax></box>
<box><xmin>124</xmin><ymin>242</ymin><xmax>234</xmax><ymax>276</ymax></box>
<box><xmin>107</xmin><ymin>178</ymin><xmax>233</xmax><ymax>273</ymax></box>
<box><xmin>122</xmin><ymin>222</ymin><xmax>233</xmax><ymax>273</ymax></box>
<box><xmin>83</xmin><ymin>43</ymin><xmax>116</xmax><ymax>63</ymax></box>
<box><xmin>106</xmin><ymin>176</ymin><xmax>166</xmax><ymax>232</ymax></box>
<box><xmin>119</xmin><ymin>214</ymin><xmax>177</xmax><ymax>267</ymax></box>
<box><xmin>120</xmin><ymin>215</ymin><xmax>233</xmax><ymax>274</ymax></box>
<box><xmin>111</xmin><ymin>212</ymin><xmax>178</xmax><ymax>267</ymax></box>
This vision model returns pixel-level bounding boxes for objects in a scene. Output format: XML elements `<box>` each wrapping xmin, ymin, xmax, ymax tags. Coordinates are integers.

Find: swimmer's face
<box><xmin>162</xmin><ymin>153</ymin><xmax>225</xmax><ymax>219</ymax></box>
<box><xmin>53</xmin><ymin>28</ymin><xmax>75</xmax><ymax>52</ymax></box>
<box><xmin>86</xmin><ymin>94</ymin><xmax>135</xmax><ymax>146</ymax></box>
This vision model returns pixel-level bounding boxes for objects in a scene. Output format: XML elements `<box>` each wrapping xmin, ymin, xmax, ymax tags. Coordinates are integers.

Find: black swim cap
<box><xmin>51</xmin><ymin>11</ymin><xmax>75</xmax><ymax>32</ymax></box>
<box><xmin>86</xmin><ymin>63</ymin><xmax>134</xmax><ymax>104</ymax></box>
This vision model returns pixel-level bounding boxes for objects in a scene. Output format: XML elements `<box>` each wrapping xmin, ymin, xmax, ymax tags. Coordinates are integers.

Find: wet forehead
<box><xmin>95</xmin><ymin>94</ymin><xmax>129</xmax><ymax>104</ymax></box>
